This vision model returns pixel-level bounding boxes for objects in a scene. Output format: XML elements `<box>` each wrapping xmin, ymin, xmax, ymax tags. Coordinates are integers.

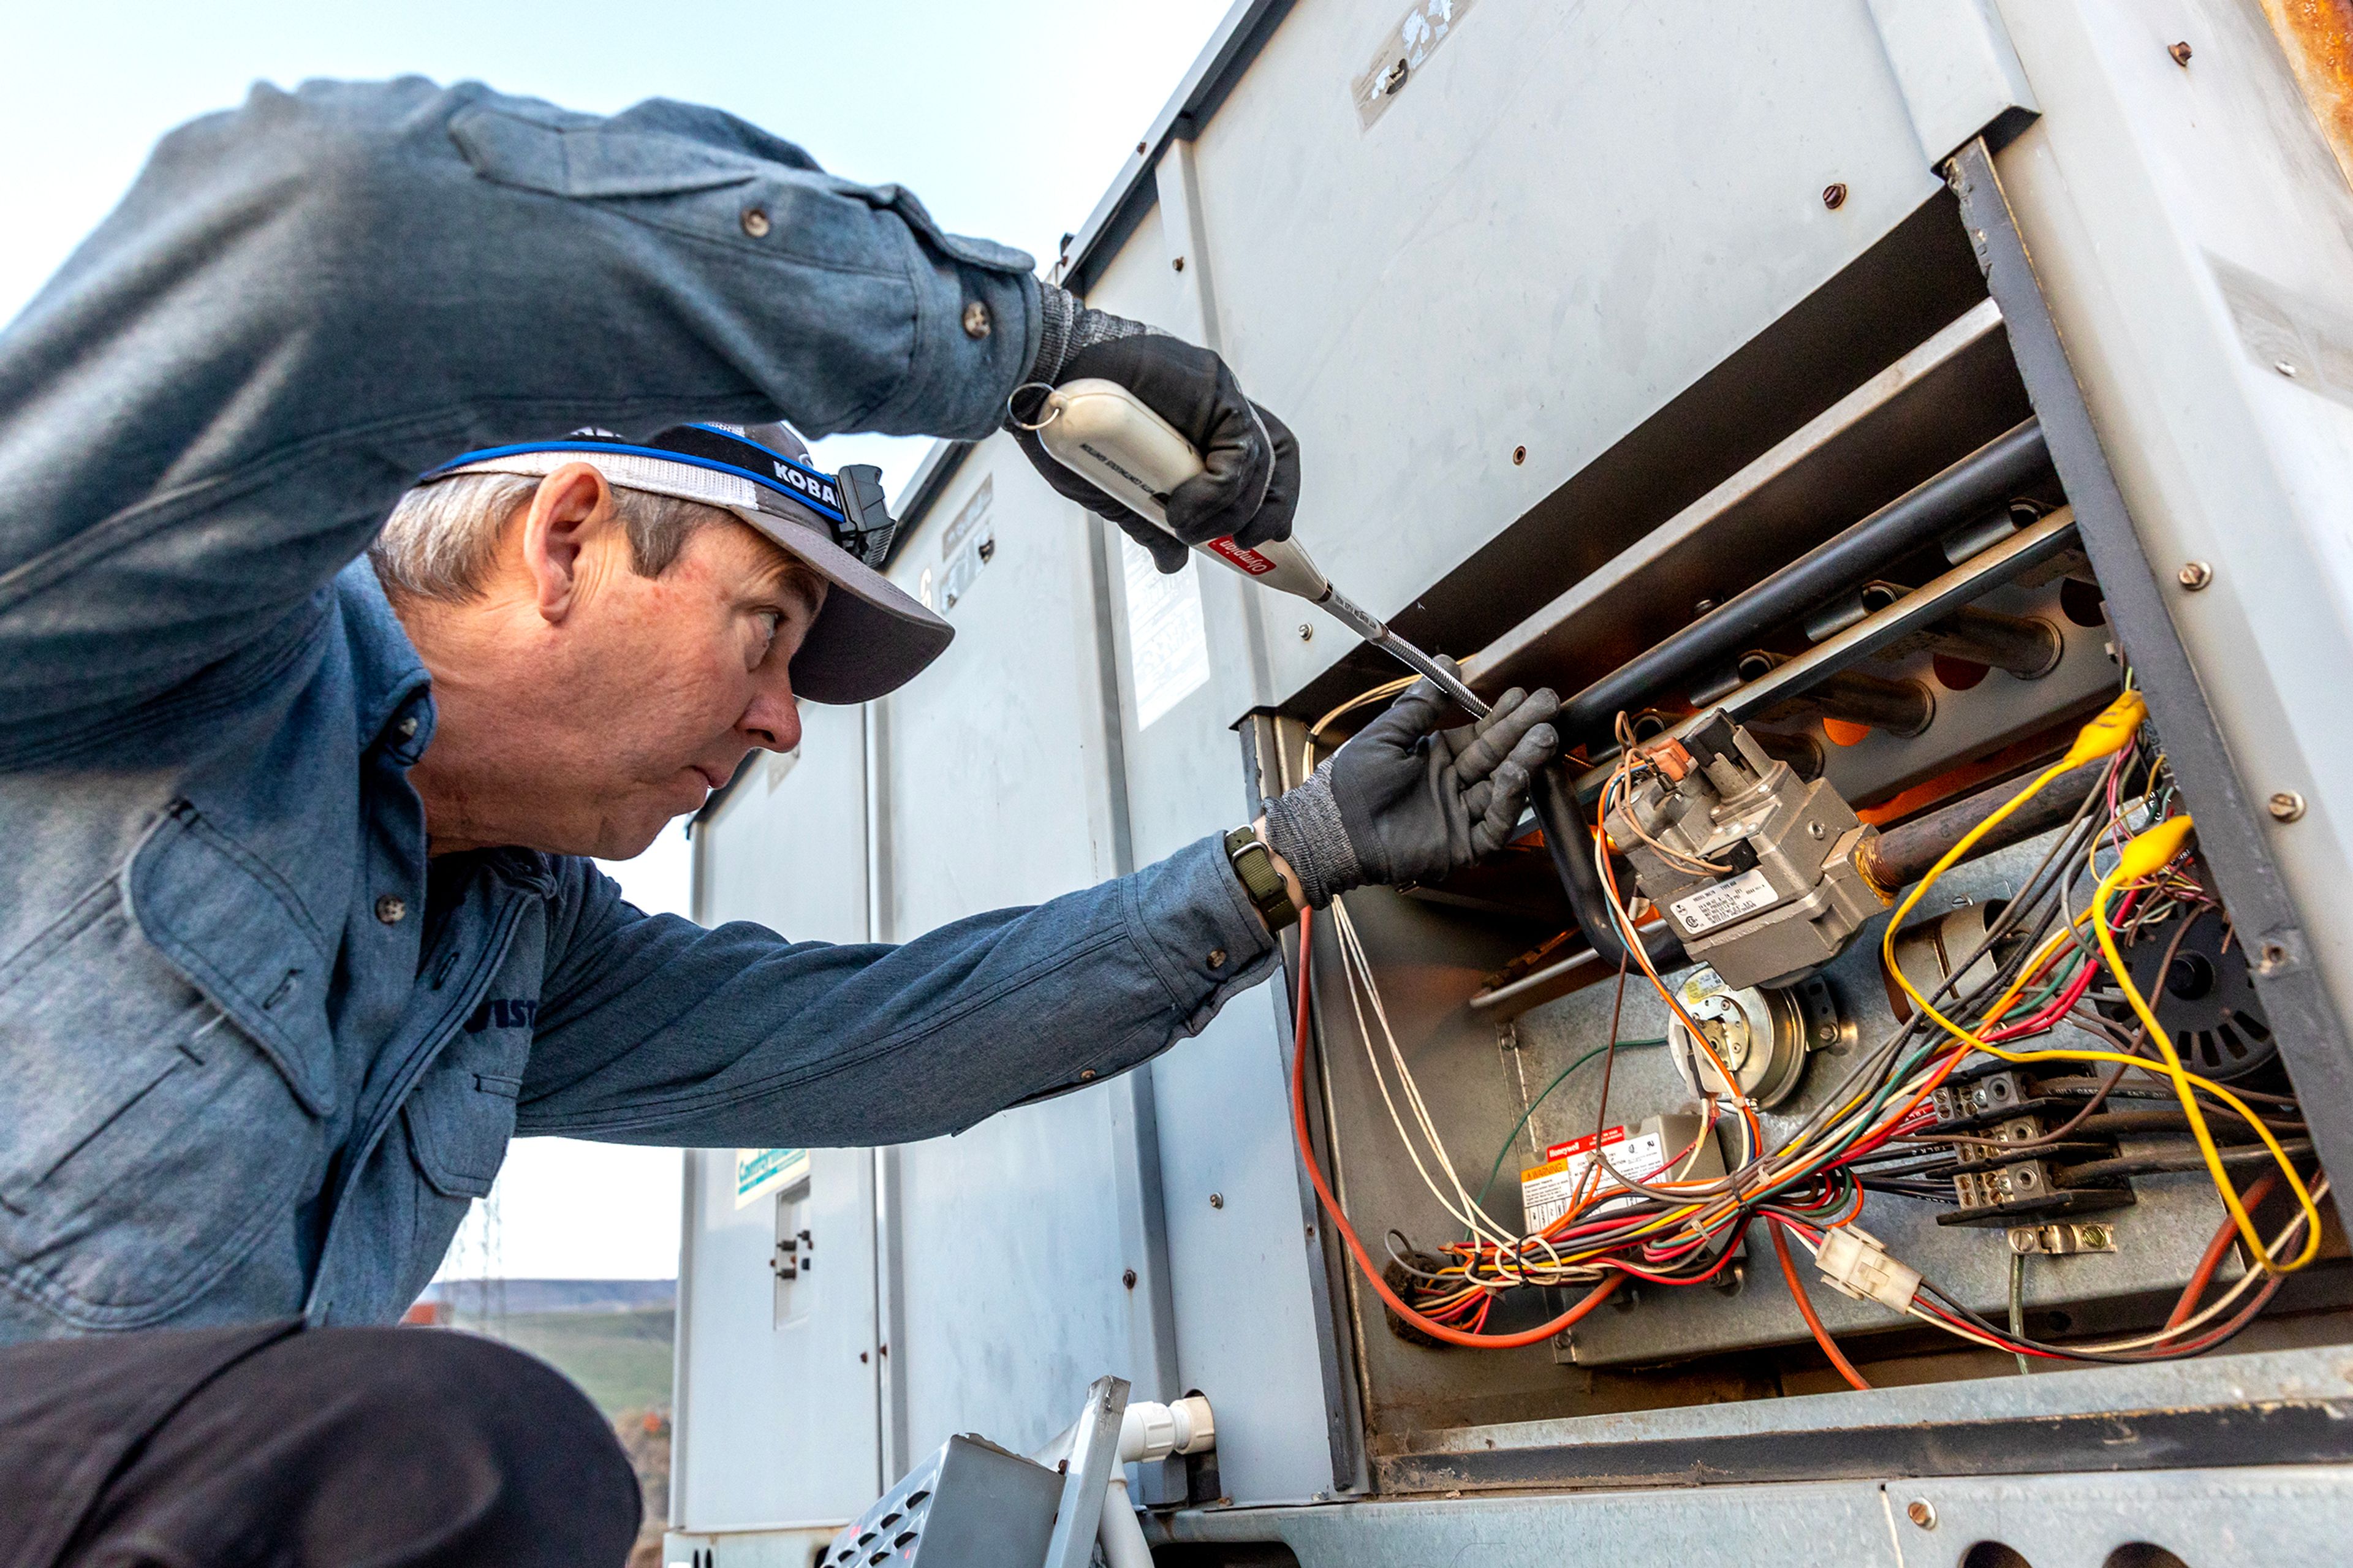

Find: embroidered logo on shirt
<box><xmin>465</xmin><ymin>998</ymin><xmax>540</xmax><ymax>1033</ymax></box>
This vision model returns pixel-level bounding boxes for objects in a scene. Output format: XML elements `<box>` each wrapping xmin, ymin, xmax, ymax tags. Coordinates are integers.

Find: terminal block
<box><xmin>1604</xmin><ymin>712</ymin><xmax>1889</xmax><ymax>989</ymax></box>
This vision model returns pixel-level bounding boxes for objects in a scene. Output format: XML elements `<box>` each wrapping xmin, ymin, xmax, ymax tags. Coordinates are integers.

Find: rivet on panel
<box><xmin>2169</xmin><ymin>40</ymin><xmax>2194</xmax><ymax>66</ymax></box>
<box><xmin>1512</xmin><ymin>445</ymin><xmax>1527</xmax><ymax>465</ymax></box>
<box><xmin>2270</xmin><ymin>791</ymin><xmax>2307</xmax><ymax>822</ymax></box>
<box><xmin>1172</xmin><ymin>256</ymin><xmax>1186</xmax><ymax>272</ymax></box>
<box><xmin>1297</xmin><ymin>623</ymin><xmax>1314</xmax><ymax>642</ymax></box>
<box><xmin>1209</xmin><ymin>1192</ymin><xmax>1225</xmax><ymax>1209</ymax></box>
<box><xmin>1822</xmin><ymin>182</ymin><xmax>1848</xmax><ymax>210</ymax></box>
<box><xmin>2177</xmin><ymin>561</ymin><xmax>2213</xmax><ymax>590</ymax></box>
<box><xmin>1905</xmin><ymin>1499</ymin><xmax>1937</xmax><ymax>1530</ymax></box>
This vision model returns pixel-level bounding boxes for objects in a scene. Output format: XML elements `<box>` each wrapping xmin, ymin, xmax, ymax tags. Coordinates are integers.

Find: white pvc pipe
<box><xmin>1097</xmin><ymin>1475</ymin><xmax>1154</xmax><ymax>1568</ymax></box>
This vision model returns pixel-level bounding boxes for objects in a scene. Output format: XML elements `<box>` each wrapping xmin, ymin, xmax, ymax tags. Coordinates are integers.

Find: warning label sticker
<box><xmin>1518</xmin><ymin>1124</ymin><xmax>1677</xmax><ymax>1232</ymax></box>
<box><xmin>1667</xmin><ymin>866</ymin><xmax>1781</xmax><ymax>935</ymax></box>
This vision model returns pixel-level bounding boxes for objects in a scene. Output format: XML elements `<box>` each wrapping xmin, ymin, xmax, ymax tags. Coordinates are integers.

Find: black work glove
<box><xmin>1261</xmin><ymin>665</ymin><xmax>1563</xmax><ymax>908</ymax></box>
<box><xmin>1011</xmin><ymin>287</ymin><xmax>1300</xmax><ymax>574</ymax></box>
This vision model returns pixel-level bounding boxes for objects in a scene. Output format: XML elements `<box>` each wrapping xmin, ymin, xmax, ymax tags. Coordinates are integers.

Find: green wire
<box><xmin>1469</xmin><ymin>1036</ymin><xmax>1670</xmax><ymax>1233</ymax></box>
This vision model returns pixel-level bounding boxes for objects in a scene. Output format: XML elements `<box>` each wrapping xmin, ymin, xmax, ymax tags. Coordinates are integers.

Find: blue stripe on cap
<box><xmin>420</xmin><ymin>439</ymin><xmax>847</xmax><ymax>523</ymax></box>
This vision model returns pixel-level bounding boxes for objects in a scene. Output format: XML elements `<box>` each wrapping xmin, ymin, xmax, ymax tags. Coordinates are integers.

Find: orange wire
<box><xmin>1769</xmin><ymin>1218</ymin><xmax>1872</xmax><ymax>1391</ymax></box>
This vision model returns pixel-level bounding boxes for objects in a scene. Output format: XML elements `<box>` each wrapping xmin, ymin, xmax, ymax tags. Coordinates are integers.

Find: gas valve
<box><xmin>1602</xmin><ymin>711</ymin><xmax>1889</xmax><ymax>990</ymax></box>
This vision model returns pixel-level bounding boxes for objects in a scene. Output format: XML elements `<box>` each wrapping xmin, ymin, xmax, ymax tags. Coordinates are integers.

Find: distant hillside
<box><xmin>423</xmin><ymin>1277</ymin><xmax>675</xmax><ymax>1316</ymax></box>
<box><xmin>482</xmin><ymin>1305</ymin><xmax>675</xmax><ymax>1417</ymax></box>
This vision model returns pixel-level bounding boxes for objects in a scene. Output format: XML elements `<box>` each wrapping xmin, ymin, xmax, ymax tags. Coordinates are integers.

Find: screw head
<box><xmin>1172</xmin><ymin>256</ymin><xmax>1186</xmax><ymax>272</ymax></box>
<box><xmin>1906</xmin><ymin>1499</ymin><xmax>1938</xmax><ymax>1529</ymax></box>
<box><xmin>1123</xmin><ymin>1268</ymin><xmax>1139</xmax><ymax>1290</ymax></box>
<box><xmin>1512</xmin><ymin>445</ymin><xmax>1528</xmax><ymax>465</ymax></box>
<box><xmin>2169</xmin><ymin>40</ymin><xmax>2193</xmax><ymax>66</ymax></box>
<box><xmin>1822</xmin><ymin>181</ymin><xmax>1849</xmax><ymax>210</ymax></box>
<box><xmin>1209</xmin><ymin>1192</ymin><xmax>1226</xmax><ymax>1209</ymax></box>
<box><xmin>2080</xmin><ymin>1224</ymin><xmax>2111</xmax><ymax>1248</ymax></box>
<box><xmin>2177</xmin><ymin>560</ymin><xmax>2213</xmax><ymax>590</ymax></box>
<box><xmin>1297</xmin><ymin>623</ymin><xmax>1314</xmax><ymax>642</ymax></box>
<box><xmin>740</xmin><ymin>206</ymin><xmax>771</xmax><ymax>238</ymax></box>
<box><xmin>2269</xmin><ymin>790</ymin><xmax>2307</xmax><ymax>822</ymax></box>
<box><xmin>1807</xmin><ymin>820</ymin><xmax>1827</xmax><ymax>840</ymax></box>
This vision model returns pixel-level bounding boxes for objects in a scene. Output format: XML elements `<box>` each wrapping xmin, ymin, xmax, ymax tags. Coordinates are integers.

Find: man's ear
<box><xmin>518</xmin><ymin>463</ymin><xmax>615</xmax><ymax>623</ymax></box>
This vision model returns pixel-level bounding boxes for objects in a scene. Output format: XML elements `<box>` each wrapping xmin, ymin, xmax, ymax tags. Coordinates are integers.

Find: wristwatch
<box><xmin>1224</xmin><ymin>824</ymin><xmax>1301</xmax><ymax>931</ymax></box>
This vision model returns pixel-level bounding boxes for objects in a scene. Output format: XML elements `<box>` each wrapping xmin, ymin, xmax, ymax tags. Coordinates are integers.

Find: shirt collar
<box><xmin>335</xmin><ymin>558</ymin><xmax>436</xmax><ymax>765</ymax></box>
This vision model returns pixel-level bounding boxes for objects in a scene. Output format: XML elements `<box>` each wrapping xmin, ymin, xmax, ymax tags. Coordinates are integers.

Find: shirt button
<box><xmin>961</xmin><ymin>300</ymin><xmax>992</xmax><ymax>339</ymax></box>
<box><xmin>1208</xmin><ymin>948</ymin><xmax>1227</xmax><ymax>969</ymax></box>
<box><xmin>396</xmin><ymin>715</ymin><xmax>419</xmax><ymax>740</ymax></box>
<box><xmin>741</xmin><ymin>206</ymin><xmax>771</xmax><ymax>238</ymax></box>
<box><xmin>374</xmin><ymin>895</ymin><xmax>407</xmax><ymax>925</ymax></box>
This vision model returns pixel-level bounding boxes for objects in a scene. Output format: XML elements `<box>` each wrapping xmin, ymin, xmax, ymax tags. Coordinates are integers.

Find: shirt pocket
<box><xmin>0</xmin><ymin>871</ymin><xmax>317</xmax><ymax>1327</ymax></box>
<box><xmin>403</xmin><ymin>1062</ymin><xmax>523</xmax><ymax>1200</ymax></box>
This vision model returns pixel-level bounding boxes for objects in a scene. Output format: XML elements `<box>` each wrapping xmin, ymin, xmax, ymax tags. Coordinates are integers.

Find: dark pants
<box><xmin>0</xmin><ymin>1320</ymin><xmax>640</xmax><ymax>1568</ymax></box>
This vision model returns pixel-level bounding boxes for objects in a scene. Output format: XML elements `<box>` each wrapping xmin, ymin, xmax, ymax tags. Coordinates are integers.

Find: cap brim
<box><xmin>732</xmin><ymin>508</ymin><xmax>953</xmax><ymax>705</ymax></box>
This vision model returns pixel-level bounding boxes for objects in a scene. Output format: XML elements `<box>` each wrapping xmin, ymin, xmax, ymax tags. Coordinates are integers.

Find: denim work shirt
<box><xmin>0</xmin><ymin>79</ymin><xmax>1276</xmax><ymax>1342</ymax></box>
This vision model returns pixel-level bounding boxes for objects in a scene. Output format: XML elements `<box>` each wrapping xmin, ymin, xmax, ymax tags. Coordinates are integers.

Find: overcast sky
<box><xmin>6</xmin><ymin>0</ymin><xmax>1237</xmax><ymax>1281</ymax></box>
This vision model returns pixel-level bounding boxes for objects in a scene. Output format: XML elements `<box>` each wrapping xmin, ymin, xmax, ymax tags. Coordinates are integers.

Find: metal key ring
<box><xmin>1006</xmin><ymin>381</ymin><xmax>1061</xmax><ymax>432</ymax></box>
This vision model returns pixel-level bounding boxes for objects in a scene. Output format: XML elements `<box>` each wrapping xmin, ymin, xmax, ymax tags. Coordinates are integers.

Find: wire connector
<box><xmin>1813</xmin><ymin>1225</ymin><xmax>1922</xmax><ymax>1314</ymax></box>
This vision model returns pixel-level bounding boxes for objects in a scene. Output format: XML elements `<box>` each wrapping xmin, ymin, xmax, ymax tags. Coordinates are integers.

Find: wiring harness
<box><xmin>1286</xmin><ymin>685</ymin><xmax>2328</xmax><ymax>1378</ymax></box>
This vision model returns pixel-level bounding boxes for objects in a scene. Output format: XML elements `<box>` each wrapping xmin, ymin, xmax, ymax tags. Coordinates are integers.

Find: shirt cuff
<box><xmin>1119</xmin><ymin>832</ymin><xmax>1281</xmax><ymax>1035</ymax></box>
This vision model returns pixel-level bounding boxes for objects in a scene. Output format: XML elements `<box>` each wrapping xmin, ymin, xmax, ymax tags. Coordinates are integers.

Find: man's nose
<box><xmin>740</xmin><ymin>673</ymin><xmax>802</xmax><ymax>753</ymax></box>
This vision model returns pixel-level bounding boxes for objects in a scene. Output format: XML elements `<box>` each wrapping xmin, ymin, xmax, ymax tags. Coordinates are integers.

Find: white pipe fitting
<box><xmin>1116</xmin><ymin>1394</ymin><xmax>1215</xmax><ymax>1463</ymax></box>
<box><xmin>1102</xmin><ymin>1396</ymin><xmax>1215</xmax><ymax>1567</ymax></box>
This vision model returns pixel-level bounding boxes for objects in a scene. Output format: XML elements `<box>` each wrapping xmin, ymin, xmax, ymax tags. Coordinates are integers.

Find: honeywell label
<box><xmin>1204</xmin><ymin>536</ymin><xmax>1278</xmax><ymax>575</ymax></box>
<box><xmin>1669</xmin><ymin>866</ymin><xmax>1779</xmax><ymax>935</ymax></box>
<box><xmin>1518</xmin><ymin>1125</ymin><xmax>1669</xmax><ymax>1232</ymax></box>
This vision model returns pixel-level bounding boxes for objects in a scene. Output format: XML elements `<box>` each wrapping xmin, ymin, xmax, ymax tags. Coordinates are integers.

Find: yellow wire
<box><xmin>1877</xmin><ymin>691</ymin><xmax>2322</xmax><ymax>1273</ymax></box>
<box><xmin>2090</xmin><ymin>827</ymin><xmax>2321</xmax><ymax>1271</ymax></box>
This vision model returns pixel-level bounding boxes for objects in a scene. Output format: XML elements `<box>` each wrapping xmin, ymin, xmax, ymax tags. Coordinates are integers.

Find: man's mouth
<box><xmin>689</xmin><ymin>764</ymin><xmax>726</xmax><ymax>792</ymax></box>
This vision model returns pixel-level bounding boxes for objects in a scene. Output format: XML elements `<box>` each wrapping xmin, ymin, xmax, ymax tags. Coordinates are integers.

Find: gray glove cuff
<box><xmin>1261</xmin><ymin>760</ymin><xmax>1364</xmax><ymax>909</ymax></box>
<box><xmin>1021</xmin><ymin>284</ymin><xmax>1161</xmax><ymax>399</ymax></box>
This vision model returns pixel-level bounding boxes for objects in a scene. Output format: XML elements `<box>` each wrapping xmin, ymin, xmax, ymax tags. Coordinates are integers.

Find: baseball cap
<box><xmin>419</xmin><ymin>422</ymin><xmax>952</xmax><ymax>703</ymax></box>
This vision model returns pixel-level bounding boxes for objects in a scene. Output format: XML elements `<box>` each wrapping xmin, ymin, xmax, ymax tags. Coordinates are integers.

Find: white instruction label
<box><xmin>1121</xmin><ymin>535</ymin><xmax>1211</xmax><ymax>729</ymax></box>
<box><xmin>1668</xmin><ymin>866</ymin><xmax>1780</xmax><ymax>935</ymax></box>
<box><xmin>1518</xmin><ymin>1125</ymin><xmax>1672</xmax><ymax>1232</ymax></box>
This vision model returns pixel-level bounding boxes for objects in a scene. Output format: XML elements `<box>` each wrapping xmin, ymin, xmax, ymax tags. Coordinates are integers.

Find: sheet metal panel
<box><xmin>675</xmin><ymin>700</ymin><xmax>879</xmax><ymax>1531</ymax></box>
<box><xmin>1084</xmin><ymin>215</ymin><xmax>1345</xmax><ymax>1501</ymax></box>
<box><xmin>864</xmin><ymin>443</ymin><xmax>1145</xmax><ymax>1467</ymax></box>
<box><xmin>1176</xmin><ymin>0</ymin><xmax>1944</xmax><ymax>710</ymax></box>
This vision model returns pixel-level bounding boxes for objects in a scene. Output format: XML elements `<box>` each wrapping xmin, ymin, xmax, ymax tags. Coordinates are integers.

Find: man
<box><xmin>0</xmin><ymin>80</ymin><xmax>1562</xmax><ymax>1564</ymax></box>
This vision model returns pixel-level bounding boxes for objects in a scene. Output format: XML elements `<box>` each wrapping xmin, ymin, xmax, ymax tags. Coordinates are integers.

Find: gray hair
<box><xmin>370</xmin><ymin>471</ymin><xmax>730</xmax><ymax>603</ymax></box>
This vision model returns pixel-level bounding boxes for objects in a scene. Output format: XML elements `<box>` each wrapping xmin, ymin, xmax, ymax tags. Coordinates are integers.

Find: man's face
<box><xmin>403</xmin><ymin>466</ymin><xmax>828</xmax><ymax>860</ymax></box>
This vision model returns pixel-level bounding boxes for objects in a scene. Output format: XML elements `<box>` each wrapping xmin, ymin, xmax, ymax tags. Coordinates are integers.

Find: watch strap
<box><xmin>1224</xmin><ymin>824</ymin><xmax>1300</xmax><ymax>931</ymax></box>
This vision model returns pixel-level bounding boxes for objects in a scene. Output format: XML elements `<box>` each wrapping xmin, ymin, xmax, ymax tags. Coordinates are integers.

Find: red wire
<box><xmin>1289</xmin><ymin>904</ymin><xmax>1624</xmax><ymax>1347</ymax></box>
